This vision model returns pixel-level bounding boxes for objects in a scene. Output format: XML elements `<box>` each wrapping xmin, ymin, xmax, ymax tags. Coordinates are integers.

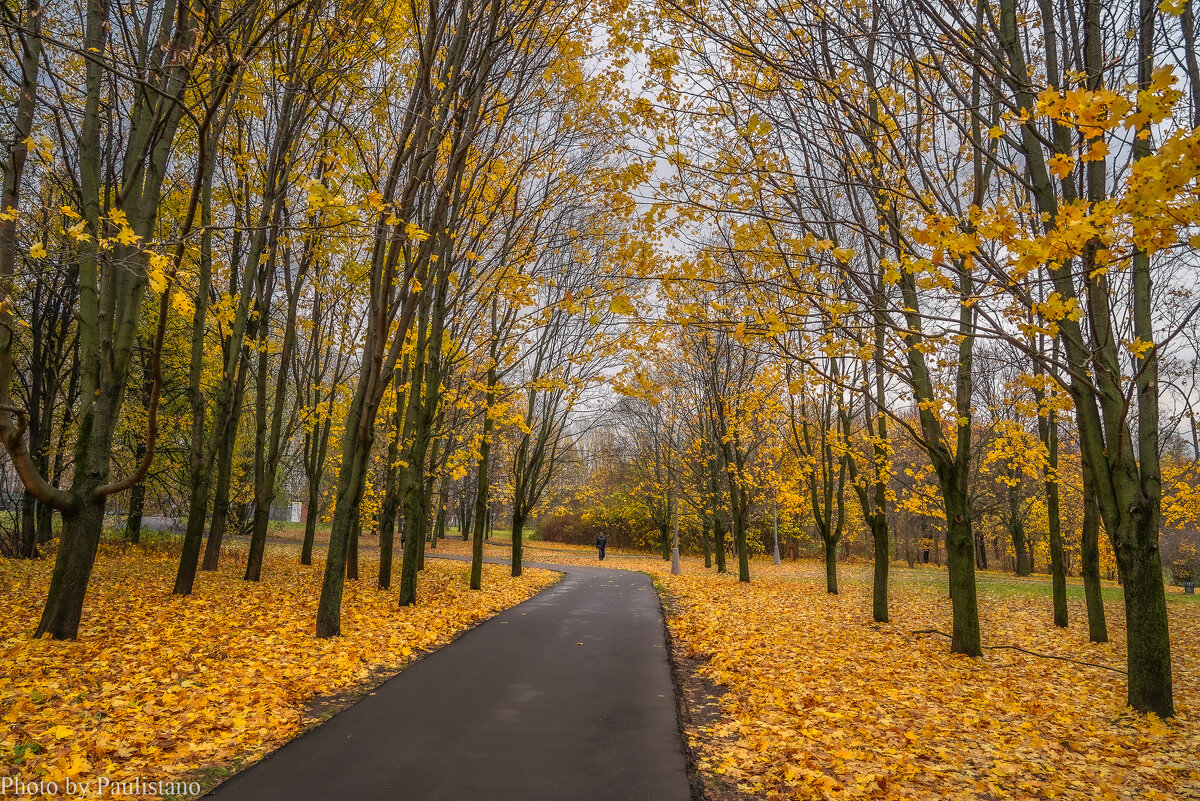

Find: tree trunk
<box><xmin>713</xmin><ymin>515</ymin><xmax>727</xmax><ymax>573</ymax></box>
<box><xmin>316</xmin><ymin>378</ymin><xmax>374</xmax><ymax>637</ymax></box>
<box><xmin>124</xmin><ymin>470</ymin><xmax>145</xmax><ymax>545</ymax></box>
<box><xmin>378</xmin><ymin>410</ymin><xmax>403</xmax><ymax>589</ymax></box>
<box><xmin>19</xmin><ymin>490</ymin><xmax>39</xmax><ymax>558</ymax></box>
<box><xmin>944</xmin><ymin>494</ymin><xmax>981</xmax><ymax>656</ymax></box>
<box><xmin>200</xmin><ymin>423</ymin><xmax>235</xmax><ymax>571</ymax></box>
<box><xmin>732</xmin><ymin>489</ymin><xmax>750</xmax><ymax>583</ymax></box>
<box><xmin>701</xmin><ymin>516</ymin><xmax>712</xmax><ymax>568</ymax></box>
<box><xmin>470</xmin><ymin>459</ymin><xmax>490</xmax><ymax>589</ymax></box>
<box><xmin>1010</xmin><ymin>515</ymin><xmax>1030</xmax><ymax>577</ymax></box>
<box><xmin>1080</xmin><ymin>464</ymin><xmax>1108</xmax><ymax>642</ymax></box>
<box><xmin>1046</xmin><ymin>480</ymin><xmax>1068</xmax><ymax>627</ymax></box>
<box><xmin>301</xmin><ymin>480</ymin><xmax>321</xmax><ymax>567</ymax></box>
<box><xmin>823</xmin><ymin>534</ymin><xmax>838</xmax><ymax>594</ymax></box>
<box><xmin>1040</xmin><ymin>404</ymin><xmax>1068</xmax><ymax>627</ymax></box>
<box><xmin>511</xmin><ymin>510</ymin><xmax>525</xmax><ymax>577</ymax></box>
<box><xmin>348</xmin><ymin>507</ymin><xmax>360</xmax><ymax>581</ymax></box>
<box><xmin>199</xmin><ymin>341</ymin><xmax>251</xmax><ymax>573</ymax></box>
<box><xmin>1120</xmin><ymin>523</ymin><xmax>1173</xmax><ymax>716</ymax></box>
<box><xmin>871</xmin><ymin>515</ymin><xmax>888</xmax><ymax>622</ymax></box>
<box><xmin>244</xmin><ymin>322</ymin><xmax>273</xmax><ymax>582</ymax></box>
<box><xmin>460</xmin><ymin>488</ymin><xmax>472</xmax><ymax>541</ymax></box>
<box><xmin>244</xmin><ymin>497</ymin><xmax>270</xmax><ymax>581</ymax></box>
<box><xmin>37</xmin><ymin>477</ymin><xmax>104</xmax><ymax>639</ymax></box>
<box><xmin>300</xmin><ymin>413</ymin><xmax>332</xmax><ymax>567</ymax></box>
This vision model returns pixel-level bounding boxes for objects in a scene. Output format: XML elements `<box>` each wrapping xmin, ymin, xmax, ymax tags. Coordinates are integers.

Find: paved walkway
<box><xmin>205</xmin><ymin>560</ymin><xmax>691</xmax><ymax>801</ymax></box>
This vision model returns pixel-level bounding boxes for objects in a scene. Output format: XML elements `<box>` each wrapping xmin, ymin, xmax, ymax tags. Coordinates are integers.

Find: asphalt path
<box><xmin>204</xmin><ymin>558</ymin><xmax>691</xmax><ymax>801</ymax></box>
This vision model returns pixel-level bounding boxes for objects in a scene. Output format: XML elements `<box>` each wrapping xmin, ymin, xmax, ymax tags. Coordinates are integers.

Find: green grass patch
<box><xmin>861</xmin><ymin>563</ymin><xmax>1200</xmax><ymax>604</ymax></box>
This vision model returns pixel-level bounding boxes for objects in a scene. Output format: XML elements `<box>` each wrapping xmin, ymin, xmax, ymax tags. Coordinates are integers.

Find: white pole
<box><xmin>671</xmin><ymin>494</ymin><xmax>681</xmax><ymax>575</ymax></box>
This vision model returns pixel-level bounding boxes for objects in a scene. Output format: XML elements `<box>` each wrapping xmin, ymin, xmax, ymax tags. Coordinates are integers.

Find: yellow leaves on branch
<box><xmin>146</xmin><ymin>253</ymin><xmax>171</xmax><ymax>295</ymax></box>
<box><xmin>609</xmin><ymin>294</ymin><xmax>636</xmax><ymax>315</ymax></box>
<box><xmin>0</xmin><ymin>545</ymin><xmax>557</xmax><ymax>797</ymax></box>
<box><xmin>404</xmin><ymin>221</ymin><xmax>431</xmax><ymax>242</ymax></box>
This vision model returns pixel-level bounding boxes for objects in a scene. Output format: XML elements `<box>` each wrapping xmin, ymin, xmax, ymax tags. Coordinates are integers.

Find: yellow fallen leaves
<box><xmin>658</xmin><ymin>561</ymin><xmax>1200</xmax><ymax>801</ymax></box>
<box><xmin>0</xmin><ymin>544</ymin><xmax>557</xmax><ymax>799</ymax></box>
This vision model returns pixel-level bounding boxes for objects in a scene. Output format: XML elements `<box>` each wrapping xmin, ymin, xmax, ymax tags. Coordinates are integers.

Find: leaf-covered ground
<box><xmin>0</xmin><ymin>542</ymin><xmax>558</xmax><ymax>799</ymax></box>
<box><xmin>438</xmin><ymin>539</ymin><xmax>1200</xmax><ymax>801</ymax></box>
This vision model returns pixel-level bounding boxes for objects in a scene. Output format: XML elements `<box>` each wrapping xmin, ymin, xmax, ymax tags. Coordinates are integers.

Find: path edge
<box><xmin>646</xmin><ymin>572</ymin><xmax>706</xmax><ymax>801</ymax></box>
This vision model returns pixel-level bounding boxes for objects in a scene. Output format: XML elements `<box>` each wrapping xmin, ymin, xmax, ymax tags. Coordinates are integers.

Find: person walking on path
<box><xmin>596</xmin><ymin>531</ymin><xmax>607</xmax><ymax>560</ymax></box>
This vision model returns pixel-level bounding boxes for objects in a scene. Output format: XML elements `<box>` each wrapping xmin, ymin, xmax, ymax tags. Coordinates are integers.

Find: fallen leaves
<box><xmin>0</xmin><ymin>543</ymin><xmax>557</xmax><ymax>799</ymax></box>
<box><xmin>436</xmin><ymin>540</ymin><xmax>1200</xmax><ymax>801</ymax></box>
<box><xmin>659</xmin><ymin>562</ymin><xmax>1200</xmax><ymax>801</ymax></box>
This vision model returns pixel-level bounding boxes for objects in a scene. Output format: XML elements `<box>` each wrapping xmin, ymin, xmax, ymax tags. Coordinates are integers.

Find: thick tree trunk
<box><xmin>244</xmin><ymin>333</ymin><xmax>273</xmax><ymax>582</ymax></box>
<box><xmin>176</xmin><ymin>469</ymin><xmax>212</xmax><ymax>590</ymax></box>
<box><xmin>37</xmin><ymin>478</ymin><xmax>104</xmax><ymax>639</ymax></box>
<box><xmin>944</xmin><ymin>494</ymin><xmax>981</xmax><ymax>657</ymax></box>
<box><xmin>823</xmin><ymin>534</ymin><xmax>838</xmax><ymax>594</ymax></box>
<box><xmin>511</xmin><ymin>511</ymin><xmax>525</xmax><ymax>577</ymax></box>
<box><xmin>1120</xmin><ymin>525</ymin><xmax>1173</xmax><ymax>716</ymax></box>
<box><xmin>701</xmin><ymin>516</ymin><xmax>712</xmax><ymax>568</ymax></box>
<box><xmin>316</xmin><ymin>382</ymin><xmax>372</xmax><ymax>637</ymax></box>
<box><xmin>871</xmin><ymin>516</ymin><xmax>888</xmax><ymax>622</ymax></box>
<box><xmin>1080</xmin><ymin>472</ymin><xmax>1108</xmax><ymax>642</ymax></box>
<box><xmin>244</xmin><ymin>499</ymin><xmax>270</xmax><ymax>582</ymax></box>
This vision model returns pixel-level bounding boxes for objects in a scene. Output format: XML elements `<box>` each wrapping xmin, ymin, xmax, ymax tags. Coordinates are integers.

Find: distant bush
<box><xmin>538</xmin><ymin>510</ymin><xmax>665</xmax><ymax>551</ymax></box>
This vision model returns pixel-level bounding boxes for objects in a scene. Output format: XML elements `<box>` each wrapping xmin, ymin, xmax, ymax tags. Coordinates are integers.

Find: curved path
<box><xmin>205</xmin><ymin>560</ymin><xmax>691</xmax><ymax>801</ymax></box>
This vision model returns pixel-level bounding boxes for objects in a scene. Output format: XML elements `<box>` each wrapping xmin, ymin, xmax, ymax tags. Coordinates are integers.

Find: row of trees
<box><xmin>558</xmin><ymin>0</ymin><xmax>1197</xmax><ymax>718</ymax></box>
<box><xmin>0</xmin><ymin>0</ymin><xmax>637</xmax><ymax>643</ymax></box>
<box><xmin>3</xmin><ymin>0</ymin><xmax>1195</xmax><ymax>724</ymax></box>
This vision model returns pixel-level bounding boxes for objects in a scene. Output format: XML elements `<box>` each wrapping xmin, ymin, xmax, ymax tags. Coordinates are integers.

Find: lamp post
<box><xmin>671</xmin><ymin>493</ymin><xmax>681</xmax><ymax>575</ymax></box>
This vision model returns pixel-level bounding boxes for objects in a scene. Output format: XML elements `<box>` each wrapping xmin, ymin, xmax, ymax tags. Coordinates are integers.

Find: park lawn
<box><xmin>0</xmin><ymin>539</ymin><xmax>558</xmax><ymax>800</ymax></box>
<box><xmin>463</xmin><ymin>540</ymin><xmax>1199</xmax><ymax>801</ymax></box>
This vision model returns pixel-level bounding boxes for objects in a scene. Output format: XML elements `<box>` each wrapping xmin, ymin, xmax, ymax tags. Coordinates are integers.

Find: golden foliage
<box><xmin>0</xmin><ymin>545</ymin><xmax>557</xmax><ymax>798</ymax></box>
